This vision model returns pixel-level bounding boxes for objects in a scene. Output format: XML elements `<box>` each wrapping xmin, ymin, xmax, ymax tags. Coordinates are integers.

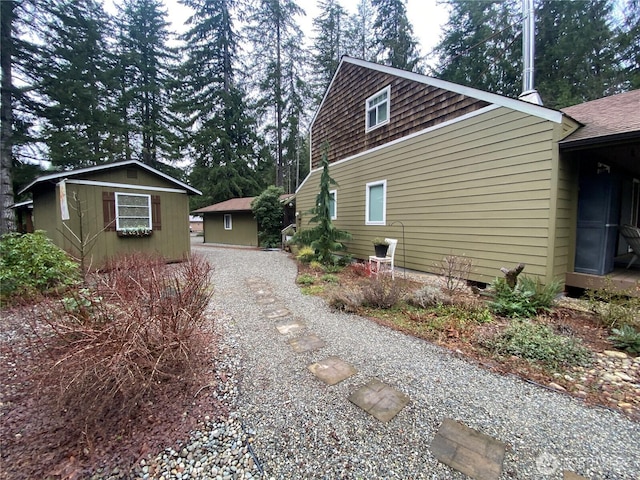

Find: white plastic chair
<box><xmin>368</xmin><ymin>238</ymin><xmax>398</xmax><ymax>279</ymax></box>
<box><xmin>620</xmin><ymin>225</ymin><xmax>640</xmax><ymax>269</ymax></box>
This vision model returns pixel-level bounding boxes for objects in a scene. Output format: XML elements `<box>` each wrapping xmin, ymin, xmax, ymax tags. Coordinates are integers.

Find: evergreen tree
<box><xmin>536</xmin><ymin>0</ymin><xmax>620</xmax><ymax>108</ymax></box>
<box><xmin>434</xmin><ymin>0</ymin><xmax>521</xmax><ymax>97</ymax></box>
<box><xmin>292</xmin><ymin>144</ymin><xmax>351</xmax><ymax>264</ymax></box>
<box><xmin>251</xmin><ymin>185</ymin><xmax>285</xmax><ymax>248</ymax></box>
<box><xmin>38</xmin><ymin>0</ymin><xmax>119</xmax><ymax>168</ymax></box>
<box><xmin>115</xmin><ymin>0</ymin><xmax>177</xmax><ymax>169</ymax></box>
<box><xmin>343</xmin><ymin>0</ymin><xmax>376</xmax><ymax>61</ymax></box>
<box><xmin>244</xmin><ymin>0</ymin><xmax>311</xmax><ymax>191</ymax></box>
<box><xmin>371</xmin><ymin>0</ymin><xmax>421</xmax><ymax>71</ymax></box>
<box><xmin>311</xmin><ymin>0</ymin><xmax>347</xmax><ymax>102</ymax></box>
<box><xmin>177</xmin><ymin>0</ymin><xmax>263</xmax><ymax>209</ymax></box>
<box><xmin>618</xmin><ymin>0</ymin><xmax>640</xmax><ymax>89</ymax></box>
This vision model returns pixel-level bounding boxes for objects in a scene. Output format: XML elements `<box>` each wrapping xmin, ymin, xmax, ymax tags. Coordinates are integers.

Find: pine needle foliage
<box><xmin>292</xmin><ymin>144</ymin><xmax>351</xmax><ymax>264</ymax></box>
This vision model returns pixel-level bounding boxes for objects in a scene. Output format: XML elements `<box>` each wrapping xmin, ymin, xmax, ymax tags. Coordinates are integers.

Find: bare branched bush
<box><xmin>28</xmin><ymin>253</ymin><xmax>214</xmax><ymax>444</ymax></box>
<box><xmin>408</xmin><ymin>284</ymin><xmax>452</xmax><ymax>308</ymax></box>
<box><xmin>361</xmin><ymin>275</ymin><xmax>406</xmax><ymax>309</ymax></box>
<box><xmin>327</xmin><ymin>285</ymin><xmax>365</xmax><ymax>313</ymax></box>
<box><xmin>436</xmin><ymin>254</ymin><xmax>473</xmax><ymax>294</ymax></box>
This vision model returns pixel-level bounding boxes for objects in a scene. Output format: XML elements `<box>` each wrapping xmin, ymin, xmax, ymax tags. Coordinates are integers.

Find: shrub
<box><xmin>408</xmin><ymin>284</ymin><xmax>452</xmax><ymax>308</ymax></box>
<box><xmin>0</xmin><ymin>231</ymin><xmax>80</xmax><ymax>300</ymax></box>
<box><xmin>309</xmin><ymin>260</ymin><xmax>324</xmax><ymax>271</ymax></box>
<box><xmin>28</xmin><ymin>254</ymin><xmax>214</xmax><ymax>444</ymax></box>
<box><xmin>586</xmin><ymin>280</ymin><xmax>640</xmax><ymax>329</ymax></box>
<box><xmin>608</xmin><ymin>325</ymin><xmax>640</xmax><ymax>353</ymax></box>
<box><xmin>348</xmin><ymin>262</ymin><xmax>372</xmax><ymax>277</ymax></box>
<box><xmin>436</xmin><ymin>254</ymin><xmax>473</xmax><ymax>294</ymax></box>
<box><xmin>296</xmin><ymin>273</ymin><xmax>316</xmax><ymax>285</ymax></box>
<box><xmin>327</xmin><ymin>286</ymin><xmax>365</xmax><ymax>313</ymax></box>
<box><xmin>488</xmin><ymin>276</ymin><xmax>562</xmax><ymax>318</ymax></box>
<box><xmin>296</xmin><ymin>246</ymin><xmax>316</xmax><ymax>263</ymax></box>
<box><xmin>361</xmin><ymin>275</ymin><xmax>405</xmax><ymax>309</ymax></box>
<box><xmin>483</xmin><ymin>320</ymin><xmax>592</xmax><ymax>369</ymax></box>
<box><xmin>251</xmin><ymin>186</ymin><xmax>285</xmax><ymax>248</ymax></box>
<box><xmin>321</xmin><ymin>273</ymin><xmax>339</xmax><ymax>284</ymax></box>
<box><xmin>323</xmin><ymin>264</ymin><xmax>344</xmax><ymax>274</ymax></box>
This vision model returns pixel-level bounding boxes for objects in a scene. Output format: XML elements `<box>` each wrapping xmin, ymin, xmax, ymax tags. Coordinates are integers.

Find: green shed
<box><xmin>18</xmin><ymin>160</ymin><xmax>201</xmax><ymax>269</ymax></box>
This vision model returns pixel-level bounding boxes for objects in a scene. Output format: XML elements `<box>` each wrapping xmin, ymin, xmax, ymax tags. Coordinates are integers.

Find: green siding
<box><xmin>31</xmin><ymin>166</ymin><xmax>191</xmax><ymax>268</ymax></box>
<box><xmin>297</xmin><ymin>107</ymin><xmax>566</xmax><ymax>284</ymax></box>
<box><xmin>203</xmin><ymin>212</ymin><xmax>258</xmax><ymax>246</ymax></box>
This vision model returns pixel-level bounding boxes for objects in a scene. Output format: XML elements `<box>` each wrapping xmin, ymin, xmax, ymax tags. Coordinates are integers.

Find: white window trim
<box><xmin>114</xmin><ymin>192</ymin><xmax>152</xmax><ymax>231</ymax></box>
<box><xmin>329</xmin><ymin>189</ymin><xmax>337</xmax><ymax>220</ymax></box>
<box><xmin>224</xmin><ymin>214</ymin><xmax>232</xmax><ymax>230</ymax></box>
<box><xmin>365</xmin><ymin>180</ymin><xmax>386</xmax><ymax>226</ymax></box>
<box><xmin>365</xmin><ymin>85</ymin><xmax>391</xmax><ymax>132</ymax></box>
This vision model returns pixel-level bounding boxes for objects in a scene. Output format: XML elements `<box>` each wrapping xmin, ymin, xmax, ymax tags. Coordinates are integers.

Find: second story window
<box><xmin>366</xmin><ymin>86</ymin><xmax>391</xmax><ymax>132</ymax></box>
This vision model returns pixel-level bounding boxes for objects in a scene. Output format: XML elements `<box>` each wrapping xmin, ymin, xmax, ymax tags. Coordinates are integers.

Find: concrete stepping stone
<box><xmin>265</xmin><ymin>308</ymin><xmax>291</xmax><ymax>319</ymax></box>
<box><xmin>275</xmin><ymin>318</ymin><xmax>305</xmax><ymax>335</ymax></box>
<box><xmin>308</xmin><ymin>356</ymin><xmax>357</xmax><ymax>386</ymax></box>
<box><xmin>564</xmin><ymin>472</ymin><xmax>588</xmax><ymax>480</ymax></box>
<box><xmin>288</xmin><ymin>334</ymin><xmax>326</xmax><ymax>353</ymax></box>
<box><xmin>431</xmin><ymin>418</ymin><xmax>505</xmax><ymax>480</ymax></box>
<box><xmin>256</xmin><ymin>296</ymin><xmax>276</xmax><ymax>305</ymax></box>
<box><xmin>348</xmin><ymin>379</ymin><xmax>409</xmax><ymax>422</ymax></box>
<box><xmin>253</xmin><ymin>287</ymin><xmax>273</xmax><ymax>297</ymax></box>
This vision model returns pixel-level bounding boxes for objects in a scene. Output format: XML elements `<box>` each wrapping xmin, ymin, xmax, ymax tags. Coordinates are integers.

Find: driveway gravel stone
<box><xmin>183</xmin><ymin>245</ymin><xmax>639</xmax><ymax>479</ymax></box>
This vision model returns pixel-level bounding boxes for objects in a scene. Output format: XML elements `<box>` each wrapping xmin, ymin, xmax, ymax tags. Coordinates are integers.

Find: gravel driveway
<box><xmin>194</xmin><ymin>244</ymin><xmax>639</xmax><ymax>480</ymax></box>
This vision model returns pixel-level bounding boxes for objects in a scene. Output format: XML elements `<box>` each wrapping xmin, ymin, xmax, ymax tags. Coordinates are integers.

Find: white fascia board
<box><xmin>65</xmin><ymin>179</ymin><xmax>188</xmax><ymax>194</ymax></box>
<box><xmin>19</xmin><ymin>160</ymin><xmax>201</xmax><ymax>196</ymax></box>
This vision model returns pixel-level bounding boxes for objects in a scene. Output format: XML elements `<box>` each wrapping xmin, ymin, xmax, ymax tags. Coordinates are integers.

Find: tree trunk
<box><xmin>0</xmin><ymin>0</ymin><xmax>16</xmax><ymax>235</ymax></box>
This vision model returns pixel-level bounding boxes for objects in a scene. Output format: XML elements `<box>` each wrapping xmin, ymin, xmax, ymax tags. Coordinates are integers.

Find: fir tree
<box><xmin>177</xmin><ymin>0</ymin><xmax>263</xmax><ymax>208</ymax></box>
<box><xmin>343</xmin><ymin>0</ymin><xmax>376</xmax><ymax>61</ymax></box>
<box><xmin>371</xmin><ymin>0</ymin><xmax>421</xmax><ymax>71</ymax></box>
<box><xmin>244</xmin><ymin>0</ymin><xmax>311</xmax><ymax>191</ymax></box>
<box><xmin>293</xmin><ymin>143</ymin><xmax>351</xmax><ymax>265</ymax></box>
<box><xmin>115</xmin><ymin>0</ymin><xmax>177</xmax><ymax>169</ymax></box>
<box><xmin>311</xmin><ymin>0</ymin><xmax>347</xmax><ymax>102</ymax></box>
<box><xmin>38</xmin><ymin>0</ymin><xmax>119</xmax><ymax>168</ymax></box>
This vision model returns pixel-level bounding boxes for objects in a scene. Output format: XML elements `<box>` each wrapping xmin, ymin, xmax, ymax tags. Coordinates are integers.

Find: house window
<box><xmin>366</xmin><ymin>180</ymin><xmax>386</xmax><ymax>225</ymax></box>
<box><xmin>365</xmin><ymin>86</ymin><xmax>390</xmax><ymax>132</ymax></box>
<box><xmin>115</xmin><ymin>192</ymin><xmax>152</xmax><ymax>230</ymax></box>
<box><xmin>329</xmin><ymin>190</ymin><xmax>337</xmax><ymax>220</ymax></box>
<box><xmin>224</xmin><ymin>214</ymin><xmax>232</xmax><ymax>230</ymax></box>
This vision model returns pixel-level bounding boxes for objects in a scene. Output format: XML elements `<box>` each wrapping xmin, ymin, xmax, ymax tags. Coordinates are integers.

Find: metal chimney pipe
<box><xmin>522</xmin><ymin>0</ymin><xmax>535</xmax><ymax>93</ymax></box>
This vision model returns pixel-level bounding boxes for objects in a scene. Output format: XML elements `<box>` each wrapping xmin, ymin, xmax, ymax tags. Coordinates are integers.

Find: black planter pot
<box><xmin>374</xmin><ymin>244</ymin><xmax>389</xmax><ymax>257</ymax></box>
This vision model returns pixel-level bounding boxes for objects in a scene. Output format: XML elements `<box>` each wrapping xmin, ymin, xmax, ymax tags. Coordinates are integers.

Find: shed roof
<box><xmin>192</xmin><ymin>194</ymin><xmax>294</xmax><ymax>214</ymax></box>
<box><xmin>18</xmin><ymin>160</ymin><xmax>202</xmax><ymax>196</ymax></box>
<box><xmin>560</xmin><ymin>89</ymin><xmax>640</xmax><ymax>146</ymax></box>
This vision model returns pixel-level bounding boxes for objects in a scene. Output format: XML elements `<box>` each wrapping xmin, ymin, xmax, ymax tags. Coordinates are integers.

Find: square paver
<box><xmin>564</xmin><ymin>472</ymin><xmax>588</xmax><ymax>480</ymax></box>
<box><xmin>348</xmin><ymin>379</ymin><xmax>409</xmax><ymax>422</ymax></box>
<box><xmin>275</xmin><ymin>318</ymin><xmax>305</xmax><ymax>335</ymax></box>
<box><xmin>288</xmin><ymin>334</ymin><xmax>326</xmax><ymax>353</ymax></box>
<box><xmin>265</xmin><ymin>308</ymin><xmax>291</xmax><ymax>319</ymax></box>
<box><xmin>256</xmin><ymin>296</ymin><xmax>276</xmax><ymax>305</ymax></box>
<box><xmin>431</xmin><ymin>418</ymin><xmax>505</xmax><ymax>480</ymax></box>
<box><xmin>308</xmin><ymin>356</ymin><xmax>357</xmax><ymax>385</ymax></box>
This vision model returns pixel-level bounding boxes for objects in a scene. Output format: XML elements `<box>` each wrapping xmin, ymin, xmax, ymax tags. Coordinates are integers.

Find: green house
<box><xmin>192</xmin><ymin>195</ymin><xmax>296</xmax><ymax>247</ymax></box>
<box><xmin>18</xmin><ymin>160</ymin><xmax>201</xmax><ymax>268</ymax></box>
<box><xmin>295</xmin><ymin>57</ymin><xmax>640</xmax><ymax>291</ymax></box>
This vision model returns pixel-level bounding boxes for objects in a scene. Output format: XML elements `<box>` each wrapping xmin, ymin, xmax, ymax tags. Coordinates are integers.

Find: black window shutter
<box><xmin>152</xmin><ymin>195</ymin><xmax>161</xmax><ymax>230</ymax></box>
<box><xmin>103</xmin><ymin>191</ymin><xmax>116</xmax><ymax>231</ymax></box>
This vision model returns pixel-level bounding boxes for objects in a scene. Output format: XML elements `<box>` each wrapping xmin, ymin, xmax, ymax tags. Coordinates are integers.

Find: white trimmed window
<box><xmin>115</xmin><ymin>192</ymin><xmax>152</xmax><ymax>230</ymax></box>
<box><xmin>365</xmin><ymin>86</ymin><xmax>390</xmax><ymax>132</ymax></box>
<box><xmin>224</xmin><ymin>214</ymin><xmax>232</xmax><ymax>230</ymax></box>
<box><xmin>366</xmin><ymin>180</ymin><xmax>386</xmax><ymax>225</ymax></box>
<box><xmin>329</xmin><ymin>190</ymin><xmax>337</xmax><ymax>220</ymax></box>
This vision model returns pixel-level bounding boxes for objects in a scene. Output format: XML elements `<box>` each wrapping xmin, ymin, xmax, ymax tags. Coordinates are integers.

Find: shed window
<box><xmin>366</xmin><ymin>180</ymin><xmax>386</xmax><ymax>225</ymax></box>
<box><xmin>329</xmin><ymin>190</ymin><xmax>337</xmax><ymax>220</ymax></box>
<box><xmin>115</xmin><ymin>193</ymin><xmax>152</xmax><ymax>230</ymax></box>
<box><xmin>365</xmin><ymin>86</ymin><xmax>390</xmax><ymax>132</ymax></box>
<box><xmin>224</xmin><ymin>214</ymin><xmax>232</xmax><ymax>230</ymax></box>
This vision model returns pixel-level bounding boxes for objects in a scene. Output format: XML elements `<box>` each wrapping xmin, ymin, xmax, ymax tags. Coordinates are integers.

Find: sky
<box><xmin>123</xmin><ymin>0</ymin><xmax>451</xmax><ymax>66</ymax></box>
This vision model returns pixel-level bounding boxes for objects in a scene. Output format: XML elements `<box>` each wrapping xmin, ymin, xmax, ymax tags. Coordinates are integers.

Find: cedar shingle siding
<box><xmin>311</xmin><ymin>61</ymin><xmax>489</xmax><ymax>169</ymax></box>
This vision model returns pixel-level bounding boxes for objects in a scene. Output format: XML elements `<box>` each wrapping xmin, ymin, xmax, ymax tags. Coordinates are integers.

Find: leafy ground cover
<box><xmin>295</xmin><ymin>260</ymin><xmax>640</xmax><ymax>421</ymax></box>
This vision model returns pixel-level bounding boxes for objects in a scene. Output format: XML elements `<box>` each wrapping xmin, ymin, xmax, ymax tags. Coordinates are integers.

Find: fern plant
<box><xmin>608</xmin><ymin>325</ymin><xmax>640</xmax><ymax>353</ymax></box>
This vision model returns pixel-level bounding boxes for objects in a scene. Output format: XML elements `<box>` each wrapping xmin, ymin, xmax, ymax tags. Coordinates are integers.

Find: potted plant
<box><xmin>117</xmin><ymin>227</ymin><xmax>153</xmax><ymax>238</ymax></box>
<box><xmin>372</xmin><ymin>237</ymin><xmax>390</xmax><ymax>257</ymax></box>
